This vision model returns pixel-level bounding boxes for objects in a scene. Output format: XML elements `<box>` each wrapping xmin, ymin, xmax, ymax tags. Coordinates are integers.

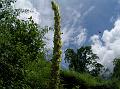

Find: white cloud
<box><xmin>62</xmin><ymin>27</ymin><xmax>86</xmax><ymax>48</ymax></box>
<box><xmin>14</xmin><ymin>0</ymin><xmax>53</xmax><ymax>25</ymax></box>
<box><xmin>44</xmin><ymin>30</ymin><xmax>54</xmax><ymax>49</ymax></box>
<box><xmin>13</xmin><ymin>0</ymin><xmax>40</xmax><ymax>24</ymax></box>
<box><xmin>83</xmin><ymin>6</ymin><xmax>95</xmax><ymax>17</ymax></box>
<box><xmin>29</xmin><ymin>0</ymin><xmax>53</xmax><ymax>26</ymax></box>
<box><xmin>91</xmin><ymin>19</ymin><xmax>120</xmax><ymax>72</ymax></box>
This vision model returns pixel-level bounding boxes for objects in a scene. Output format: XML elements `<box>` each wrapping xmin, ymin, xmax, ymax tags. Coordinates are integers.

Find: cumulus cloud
<box><xmin>91</xmin><ymin>19</ymin><xmax>120</xmax><ymax>72</ymax></box>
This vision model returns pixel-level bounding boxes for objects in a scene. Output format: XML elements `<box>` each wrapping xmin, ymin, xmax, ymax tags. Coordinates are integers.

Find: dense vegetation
<box><xmin>0</xmin><ymin>0</ymin><xmax>120</xmax><ymax>89</ymax></box>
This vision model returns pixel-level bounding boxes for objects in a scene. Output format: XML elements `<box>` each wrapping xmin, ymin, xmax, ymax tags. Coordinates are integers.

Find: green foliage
<box><xmin>25</xmin><ymin>59</ymin><xmax>51</xmax><ymax>89</ymax></box>
<box><xmin>112</xmin><ymin>58</ymin><xmax>120</xmax><ymax>79</ymax></box>
<box><xmin>0</xmin><ymin>0</ymin><xmax>16</xmax><ymax>19</ymax></box>
<box><xmin>0</xmin><ymin>0</ymin><xmax>47</xmax><ymax>88</ymax></box>
<box><xmin>65</xmin><ymin>46</ymin><xmax>103</xmax><ymax>76</ymax></box>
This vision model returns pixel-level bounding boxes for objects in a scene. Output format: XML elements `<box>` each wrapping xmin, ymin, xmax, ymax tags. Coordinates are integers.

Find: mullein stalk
<box><xmin>49</xmin><ymin>1</ymin><xmax>62</xmax><ymax>89</ymax></box>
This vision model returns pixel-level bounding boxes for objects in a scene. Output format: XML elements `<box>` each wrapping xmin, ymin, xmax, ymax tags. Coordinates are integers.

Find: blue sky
<box><xmin>15</xmin><ymin>0</ymin><xmax>120</xmax><ymax>71</ymax></box>
<box><xmin>58</xmin><ymin>0</ymin><xmax>120</xmax><ymax>43</ymax></box>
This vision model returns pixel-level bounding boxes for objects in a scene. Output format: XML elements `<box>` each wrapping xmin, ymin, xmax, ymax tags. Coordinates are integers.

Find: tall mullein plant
<box><xmin>50</xmin><ymin>1</ymin><xmax>62</xmax><ymax>89</ymax></box>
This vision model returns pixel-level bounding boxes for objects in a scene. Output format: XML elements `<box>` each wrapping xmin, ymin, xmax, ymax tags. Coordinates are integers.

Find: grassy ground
<box><xmin>60</xmin><ymin>70</ymin><xmax>120</xmax><ymax>89</ymax></box>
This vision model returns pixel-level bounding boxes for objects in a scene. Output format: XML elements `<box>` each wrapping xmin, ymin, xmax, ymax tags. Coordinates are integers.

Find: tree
<box><xmin>65</xmin><ymin>46</ymin><xmax>103</xmax><ymax>76</ymax></box>
<box><xmin>112</xmin><ymin>58</ymin><xmax>120</xmax><ymax>79</ymax></box>
<box><xmin>0</xmin><ymin>0</ymin><xmax>16</xmax><ymax>19</ymax></box>
<box><xmin>0</xmin><ymin>0</ymin><xmax>47</xmax><ymax>88</ymax></box>
<box><xmin>49</xmin><ymin>1</ymin><xmax>62</xmax><ymax>89</ymax></box>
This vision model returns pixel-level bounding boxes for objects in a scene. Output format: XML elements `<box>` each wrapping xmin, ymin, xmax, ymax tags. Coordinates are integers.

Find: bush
<box><xmin>60</xmin><ymin>70</ymin><xmax>120</xmax><ymax>89</ymax></box>
<box><xmin>24</xmin><ymin>59</ymin><xmax>51</xmax><ymax>89</ymax></box>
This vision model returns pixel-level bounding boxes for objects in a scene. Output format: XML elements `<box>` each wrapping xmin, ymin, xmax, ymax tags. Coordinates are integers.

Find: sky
<box><xmin>14</xmin><ymin>0</ymin><xmax>120</xmax><ymax>72</ymax></box>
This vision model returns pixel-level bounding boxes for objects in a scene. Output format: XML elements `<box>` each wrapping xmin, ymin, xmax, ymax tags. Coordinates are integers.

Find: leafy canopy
<box><xmin>65</xmin><ymin>46</ymin><xmax>103</xmax><ymax>76</ymax></box>
<box><xmin>0</xmin><ymin>0</ymin><xmax>47</xmax><ymax>88</ymax></box>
